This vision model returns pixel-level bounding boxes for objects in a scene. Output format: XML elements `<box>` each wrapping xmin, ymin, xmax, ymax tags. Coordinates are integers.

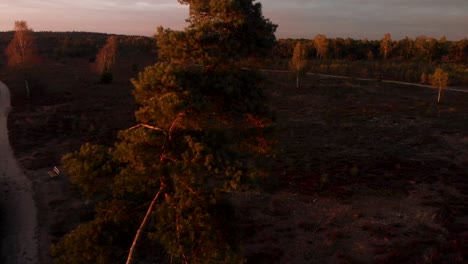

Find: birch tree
<box><xmin>96</xmin><ymin>36</ymin><xmax>118</xmax><ymax>83</ymax></box>
<box><xmin>380</xmin><ymin>33</ymin><xmax>392</xmax><ymax>59</ymax></box>
<box><xmin>314</xmin><ymin>34</ymin><xmax>328</xmax><ymax>59</ymax></box>
<box><xmin>430</xmin><ymin>68</ymin><xmax>449</xmax><ymax>104</ymax></box>
<box><xmin>5</xmin><ymin>20</ymin><xmax>36</xmax><ymax>98</ymax></box>
<box><xmin>5</xmin><ymin>20</ymin><xmax>35</xmax><ymax>66</ymax></box>
<box><xmin>290</xmin><ymin>41</ymin><xmax>308</xmax><ymax>88</ymax></box>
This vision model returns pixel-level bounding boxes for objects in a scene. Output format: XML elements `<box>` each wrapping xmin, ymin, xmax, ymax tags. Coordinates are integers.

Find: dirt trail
<box><xmin>0</xmin><ymin>81</ymin><xmax>38</xmax><ymax>264</ymax></box>
<box><xmin>255</xmin><ymin>68</ymin><xmax>468</xmax><ymax>93</ymax></box>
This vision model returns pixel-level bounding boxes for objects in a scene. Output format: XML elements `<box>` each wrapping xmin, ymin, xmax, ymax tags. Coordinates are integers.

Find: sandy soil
<box><xmin>0</xmin><ymin>81</ymin><xmax>38</xmax><ymax>264</ymax></box>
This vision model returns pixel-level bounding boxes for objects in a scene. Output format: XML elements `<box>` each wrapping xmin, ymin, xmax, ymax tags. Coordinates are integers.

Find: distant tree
<box><xmin>438</xmin><ymin>36</ymin><xmax>449</xmax><ymax>60</ymax></box>
<box><xmin>430</xmin><ymin>68</ymin><xmax>449</xmax><ymax>104</ymax></box>
<box><xmin>420</xmin><ymin>72</ymin><xmax>427</xmax><ymax>84</ymax></box>
<box><xmin>290</xmin><ymin>41</ymin><xmax>308</xmax><ymax>87</ymax></box>
<box><xmin>415</xmin><ymin>35</ymin><xmax>439</xmax><ymax>62</ymax></box>
<box><xmin>275</xmin><ymin>39</ymin><xmax>296</xmax><ymax>58</ymax></box>
<box><xmin>451</xmin><ymin>38</ymin><xmax>468</xmax><ymax>62</ymax></box>
<box><xmin>330</xmin><ymin>37</ymin><xmax>344</xmax><ymax>59</ymax></box>
<box><xmin>395</xmin><ymin>36</ymin><xmax>414</xmax><ymax>60</ymax></box>
<box><xmin>5</xmin><ymin>20</ymin><xmax>35</xmax><ymax>67</ymax></box>
<box><xmin>96</xmin><ymin>36</ymin><xmax>118</xmax><ymax>83</ymax></box>
<box><xmin>344</xmin><ymin>37</ymin><xmax>358</xmax><ymax>60</ymax></box>
<box><xmin>5</xmin><ymin>20</ymin><xmax>37</xmax><ymax>98</ymax></box>
<box><xmin>449</xmin><ymin>38</ymin><xmax>468</xmax><ymax>63</ymax></box>
<box><xmin>380</xmin><ymin>33</ymin><xmax>392</xmax><ymax>59</ymax></box>
<box><xmin>314</xmin><ymin>34</ymin><xmax>328</xmax><ymax>59</ymax></box>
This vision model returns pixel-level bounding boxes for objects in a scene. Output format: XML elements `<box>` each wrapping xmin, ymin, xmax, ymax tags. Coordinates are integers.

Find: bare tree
<box><xmin>96</xmin><ymin>36</ymin><xmax>119</xmax><ymax>77</ymax></box>
<box><xmin>5</xmin><ymin>20</ymin><xmax>35</xmax><ymax>67</ymax></box>
<box><xmin>290</xmin><ymin>41</ymin><xmax>308</xmax><ymax>88</ymax></box>
<box><xmin>314</xmin><ymin>34</ymin><xmax>328</xmax><ymax>59</ymax></box>
<box><xmin>430</xmin><ymin>68</ymin><xmax>449</xmax><ymax>104</ymax></box>
<box><xmin>5</xmin><ymin>20</ymin><xmax>37</xmax><ymax>98</ymax></box>
<box><xmin>380</xmin><ymin>33</ymin><xmax>392</xmax><ymax>59</ymax></box>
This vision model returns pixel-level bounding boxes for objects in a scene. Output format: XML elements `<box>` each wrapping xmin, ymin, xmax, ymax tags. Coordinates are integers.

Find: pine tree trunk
<box><xmin>126</xmin><ymin>184</ymin><xmax>165</xmax><ymax>264</ymax></box>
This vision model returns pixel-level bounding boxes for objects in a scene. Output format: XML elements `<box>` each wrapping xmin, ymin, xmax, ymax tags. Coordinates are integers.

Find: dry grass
<box><xmin>2</xmin><ymin>55</ymin><xmax>155</xmax><ymax>263</ymax></box>
<box><xmin>2</xmin><ymin>62</ymin><xmax>467</xmax><ymax>263</ymax></box>
<box><xmin>234</xmin><ymin>72</ymin><xmax>467</xmax><ymax>263</ymax></box>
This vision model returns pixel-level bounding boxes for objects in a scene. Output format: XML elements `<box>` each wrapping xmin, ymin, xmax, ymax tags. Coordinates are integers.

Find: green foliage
<box><xmin>55</xmin><ymin>0</ymin><xmax>276</xmax><ymax>263</ymax></box>
<box><xmin>51</xmin><ymin>199</ymin><xmax>142</xmax><ymax>264</ymax></box>
<box><xmin>268</xmin><ymin>36</ymin><xmax>468</xmax><ymax>86</ymax></box>
<box><xmin>51</xmin><ymin>220</ymin><xmax>118</xmax><ymax>264</ymax></box>
<box><xmin>61</xmin><ymin>143</ymin><xmax>114</xmax><ymax>199</ymax></box>
<box><xmin>157</xmin><ymin>0</ymin><xmax>277</xmax><ymax>66</ymax></box>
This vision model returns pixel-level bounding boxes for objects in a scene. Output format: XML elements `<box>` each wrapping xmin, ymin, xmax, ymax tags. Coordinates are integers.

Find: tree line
<box><xmin>3</xmin><ymin>30</ymin><xmax>466</xmax><ymax>66</ymax></box>
<box><xmin>0</xmin><ymin>30</ymin><xmax>153</xmax><ymax>64</ymax></box>
<box><xmin>2</xmin><ymin>22</ymin><xmax>156</xmax><ymax>89</ymax></box>
<box><xmin>274</xmin><ymin>34</ymin><xmax>468</xmax><ymax>63</ymax></box>
<box><xmin>270</xmin><ymin>34</ymin><xmax>468</xmax><ymax>86</ymax></box>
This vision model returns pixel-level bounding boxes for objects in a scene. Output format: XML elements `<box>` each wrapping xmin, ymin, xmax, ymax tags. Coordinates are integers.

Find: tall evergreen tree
<box><xmin>53</xmin><ymin>1</ymin><xmax>277</xmax><ymax>263</ymax></box>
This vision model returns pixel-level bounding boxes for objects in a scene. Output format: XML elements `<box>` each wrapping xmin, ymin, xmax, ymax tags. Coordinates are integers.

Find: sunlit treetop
<box><xmin>158</xmin><ymin>0</ymin><xmax>277</xmax><ymax>66</ymax></box>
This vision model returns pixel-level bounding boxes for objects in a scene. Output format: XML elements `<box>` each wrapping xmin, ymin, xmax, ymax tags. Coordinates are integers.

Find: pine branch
<box><xmin>176</xmin><ymin>215</ymin><xmax>189</xmax><ymax>264</ymax></box>
<box><xmin>176</xmin><ymin>178</ymin><xmax>203</xmax><ymax>200</ymax></box>
<box><xmin>160</xmin><ymin>112</ymin><xmax>186</xmax><ymax>161</ymax></box>
<box><xmin>169</xmin><ymin>112</ymin><xmax>186</xmax><ymax>140</ymax></box>
<box><xmin>129</xmin><ymin>123</ymin><xmax>167</xmax><ymax>134</ymax></box>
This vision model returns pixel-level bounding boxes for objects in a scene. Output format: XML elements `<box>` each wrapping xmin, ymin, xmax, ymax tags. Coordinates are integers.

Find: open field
<box><xmin>1</xmin><ymin>55</ymin><xmax>154</xmax><ymax>263</ymax></box>
<box><xmin>1</xmin><ymin>60</ymin><xmax>467</xmax><ymax>263</ymax></box>
<box><xmin>235</xmin><ymin>72</ymin><xmax>467</xmax><ymax>263</ymax></box>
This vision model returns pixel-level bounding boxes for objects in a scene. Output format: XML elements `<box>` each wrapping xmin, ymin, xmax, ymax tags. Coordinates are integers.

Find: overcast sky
<box><xmin>0</xmin><ymin>0</ymin><xmax>466</xmax><ymax>40</ymax></box>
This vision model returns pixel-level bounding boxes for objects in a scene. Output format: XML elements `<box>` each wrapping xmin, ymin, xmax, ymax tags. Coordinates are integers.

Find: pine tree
<box><xmin>53</xmin><ymin>1</ymin><xmax>277</xmax><ymax>263</ymax></box>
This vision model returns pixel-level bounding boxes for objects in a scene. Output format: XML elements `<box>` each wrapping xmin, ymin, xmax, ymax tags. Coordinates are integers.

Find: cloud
<box><xmin>0</xmin><ymin>0</ymin><xmax>189</xmax><ymax>35</ymax></box>
<box><xmin>263</xmin><ymin>0</ymin><xmax>468</xmax><ymax>39</ymax></box>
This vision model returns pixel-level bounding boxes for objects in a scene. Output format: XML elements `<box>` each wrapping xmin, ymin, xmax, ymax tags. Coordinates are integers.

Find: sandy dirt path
<box><xmin>0</xmin><ymin>81</ymin><xmax>38</xmax><ymax>264</ymax></box>
<box><xmin>255</xmin><ymin>68</ymin><xmax>468</xmax><ymax>93</ymax></box>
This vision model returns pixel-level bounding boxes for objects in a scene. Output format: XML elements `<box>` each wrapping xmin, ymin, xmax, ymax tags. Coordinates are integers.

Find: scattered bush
<box><xmin>100</xmin><ymin>71</ymin><xmax>113</xmax><ymax>84</ymax></box>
